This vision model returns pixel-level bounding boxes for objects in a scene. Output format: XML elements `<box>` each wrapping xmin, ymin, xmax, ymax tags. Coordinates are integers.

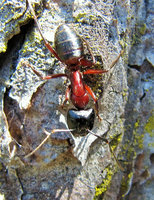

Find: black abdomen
<box><xmin>54</xmin><ymin>24</ymin><xmax>84</xmax><ymax>65</ymax></box>
<box><xmin>67</xmin><ymin>108</ymin><xmax>95</xmax><ymax>136</ymax></box>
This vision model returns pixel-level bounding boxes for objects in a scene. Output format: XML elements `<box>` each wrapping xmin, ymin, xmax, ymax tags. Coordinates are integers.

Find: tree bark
<box><xmin>0</xmin><ymin>0</ymin><xmax>153</xmax><ymax>200</ymax></box>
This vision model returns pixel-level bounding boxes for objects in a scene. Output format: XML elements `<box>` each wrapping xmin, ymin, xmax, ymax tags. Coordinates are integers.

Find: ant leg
<box><xmin>27</xmin><ymin>0</ymin><xmax>62</xmax><ymax>62</ymax></box>
<box><xmin>88</xmin><ymin>129</ymin><xmax>124</xmax><ymax>171</ymax></box>
<box><xmin>61</xmin><ymin>85</ymin><xmax>71</xmax><ymax>108</ymax></box>
<box><xmin>22</xmin><ymin>61</ymin><xmax>67</xmax><ymax>80</ymax></box>
<box><xmin>83</xmin><ymin>69</ymin><xmax>109</xmax><ymax>75</ymax></box>
<box><xmin>109</xmin><ymin>50</ymin><xmax>124</xmax><ymax>69</ymax></box>
<box><xmin>81</xmin><ymin>37</ymin><xmax>96</xmax><ymax>64</ymax></box>
<box><xmin>82</xmin><ymin>50</ymin><xmax>123</xmax><ymax>71</ymax></box>
<box><xmin>79</xmin><ymin>38</ymin><xmax>98</xmax><ymax>67</ymax></box>
<box><xmin>24</xmin><ymin>129</ymin><xmax>72</xmax><ymax>158</ymax></box>
<box><xmin>84</xmin><ymin>84</ymin><xmax>102</xmax><ymax>121</ymax></box>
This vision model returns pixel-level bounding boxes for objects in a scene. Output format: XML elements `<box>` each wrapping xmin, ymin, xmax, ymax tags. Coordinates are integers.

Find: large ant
<box><xmin>24</xmin><ymin>0</ymin><xmax>124</xmax><ymax>170</ymax></box>
<box><xmin>26</xmin><ymin>0</ymin><xmax>123</xmax><ymax>128</ymax></box>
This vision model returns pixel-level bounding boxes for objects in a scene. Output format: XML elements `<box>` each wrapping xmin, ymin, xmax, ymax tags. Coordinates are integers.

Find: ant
<box><xmin>26</xmin><ymin>0</ymin><xmax>123</xmax><ymax>123</ymax></box>
<box><xmin>24</xmin><ymin>0</ymin><xmax>124</xmax><ymax>171</ymax></box>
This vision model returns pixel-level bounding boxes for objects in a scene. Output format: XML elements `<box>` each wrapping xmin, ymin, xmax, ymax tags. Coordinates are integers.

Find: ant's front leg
<box><xmin>22</xmin><ymin>61</ymin><xmax>68</xmax><ymax>80</ymax></box>
<box><xmin>83</xmin><ymin>69</ymin><xmax>109</xmax><ymax>75</ymax></box>
<box><xmin>82</xmin><ymin>50</ymin><xmax>124</xmax><ymax>76</ymax></box>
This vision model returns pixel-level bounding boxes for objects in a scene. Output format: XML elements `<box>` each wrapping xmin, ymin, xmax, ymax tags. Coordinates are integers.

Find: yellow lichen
<box><xmin>121</xmin><ymin>172</ymin><xmax>133</xmax><ymax>197</ymax></box>
<box><xmin>138</xmin><ymin>23</ymin><xmax>146</xmax><ymax>35</ymax></box>
<box><xmin>89</xmin><ymin>15</ymin><xmax>97</xmax><ymax>21</ymax></box>
<box><xmin>93</xmin><ymin>166</ymin><xmax>114</xmax><ymax>200</ymax></box>
<box><xmin>74</xmin><ymin>13</ymin><xmax>87</xmax><ymax>22</ymax></box>
<box><xmin>131</xmin><ymin>23</ymin><xmax>147</xmax><ymax>46</ymax></box>
<box><xmin>144</xmin><ymin>114</ymin><xmax>154</xmax><ymax>137</ymax></box>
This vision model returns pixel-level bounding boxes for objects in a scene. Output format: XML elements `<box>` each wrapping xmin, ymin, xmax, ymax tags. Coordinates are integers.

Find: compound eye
<box><xmin>67</xmin><ymin>108</ymin><xmax>95</xmax><ymax>136</ymax></box>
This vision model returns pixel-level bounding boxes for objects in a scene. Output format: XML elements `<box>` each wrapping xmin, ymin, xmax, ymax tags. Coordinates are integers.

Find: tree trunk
<box><xmin>0</xmin><ymin>0</ymin><xmax>153</xmax><ymax>199</ymax></box>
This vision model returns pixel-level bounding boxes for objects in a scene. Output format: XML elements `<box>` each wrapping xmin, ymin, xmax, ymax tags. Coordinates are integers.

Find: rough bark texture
<box><xmin>0</xmin><ymin>0</ymin><xmax>153</xmax><ymax>200</ymax></box>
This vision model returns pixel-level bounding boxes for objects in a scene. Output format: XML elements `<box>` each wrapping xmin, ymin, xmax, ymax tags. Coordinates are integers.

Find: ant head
<box><xmin>67</xmin><ymin>108</ymin><xmax>95</xmax><ymax>136</ymax></box>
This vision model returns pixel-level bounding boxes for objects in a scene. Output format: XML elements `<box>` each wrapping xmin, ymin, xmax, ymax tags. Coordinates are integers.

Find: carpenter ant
<box><xmin>26</xmin><ymin>0</ymin><xmax>123</xmax><ymax>126</ymax></box>
<box><xmin>24</xmin><ymin>1</ymin><xmax>124</xmax><ymax>170</ymax></box>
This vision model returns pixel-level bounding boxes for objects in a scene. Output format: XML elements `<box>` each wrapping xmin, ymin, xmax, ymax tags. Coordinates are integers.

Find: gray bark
<box><xmin>0</xmin><ymin>0</ymin><xmax>153</xmax><ymax>200</ymax></box>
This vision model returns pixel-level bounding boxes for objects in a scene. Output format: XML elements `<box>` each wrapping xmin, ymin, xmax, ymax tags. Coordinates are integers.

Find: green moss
<box><xmin>85</xmin><ymin>35</ymin><xmax>90</xmax><ymax>39</ymax></box>
<box><xmin>129</xmin><ymin>120</ymin><xmax>143</xmax><ymax>150</ymax></box>
<box><xmin>93</xmin><ymin>166</ymin><xmax>114</xmax><ymax>200</ymax></box>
